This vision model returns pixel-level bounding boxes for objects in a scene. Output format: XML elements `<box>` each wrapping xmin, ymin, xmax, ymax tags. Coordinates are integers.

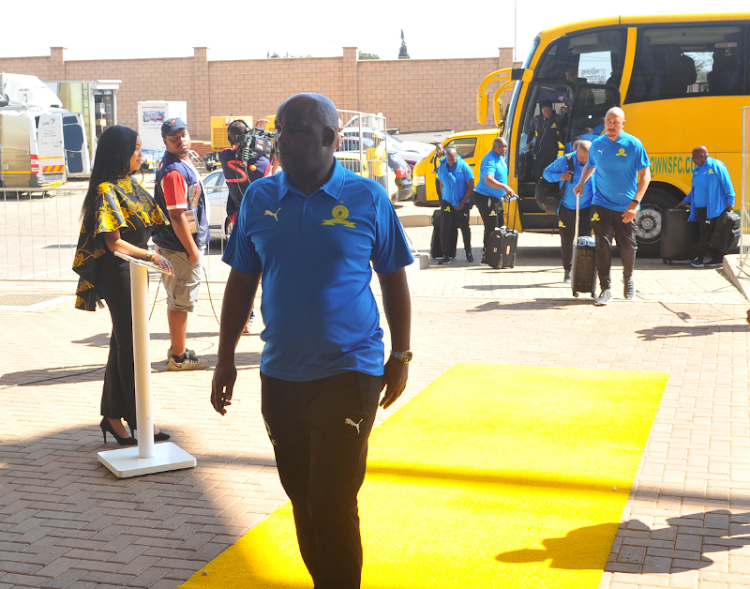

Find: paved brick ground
<box><xmin>2</xmin><ymin>224</ymin><xmax>750</xmax><ymax>589</ymax></box>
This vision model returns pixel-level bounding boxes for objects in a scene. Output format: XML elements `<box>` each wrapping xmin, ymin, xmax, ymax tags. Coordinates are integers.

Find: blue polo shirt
<box><xmin>474</xmin><ymin>149</ymin><xmax>508</xmax><ymax>199</ymax></box>
<box><xmin>437</xmin><ymin>156</ymin><xmax>474</xmax><ymax>207</ymax></box>
<box><xmin>542</xmin><ymin>153</ymin><xmax>594</xmax><ymax>210</ymax></box>
<box><xmin>222</xmin><ymin>159</ymin><xmax>414</xmax><ymax>382</ymax></box>
<box><xmin>684</xmin><ymin>157</ymin><xmax>735</xmax><ymax>221</ymax></box>
<box><xmin>586</xmin><ymin>131</ymin><xmax>650</xmax><ymax>212</ymax></box>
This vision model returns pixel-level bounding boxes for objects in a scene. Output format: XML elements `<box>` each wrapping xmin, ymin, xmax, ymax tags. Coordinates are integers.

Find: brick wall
<box><xmin>0</xmin><ymin>47</ymin><xmax>516</xmax><ymax>140</ymax></box>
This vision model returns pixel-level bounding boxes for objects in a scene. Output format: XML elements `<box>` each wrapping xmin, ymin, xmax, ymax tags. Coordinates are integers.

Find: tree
<box><xmin>359</xmin><ymin>51</ymin><xmax>380</xmax><ymax>60</ymax></box>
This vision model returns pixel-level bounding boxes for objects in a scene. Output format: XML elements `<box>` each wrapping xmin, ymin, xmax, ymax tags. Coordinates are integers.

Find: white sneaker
<box><xmin>168</xmin><ymin>349</ymin><xmax>209</xmax><ymax>371</ymax></box>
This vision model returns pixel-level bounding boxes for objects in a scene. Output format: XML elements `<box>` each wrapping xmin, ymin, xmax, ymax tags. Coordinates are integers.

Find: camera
<box><xmin>236</xmin><ymin>128</ymin><xmax>275</xmax><ymax>162</ymax></box>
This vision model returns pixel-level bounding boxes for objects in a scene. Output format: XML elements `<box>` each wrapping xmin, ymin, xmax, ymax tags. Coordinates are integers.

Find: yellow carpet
<box><xmin>181</xmin><ymin>364</ymin><xmax>668</xmax><ymax>589</ymax></box>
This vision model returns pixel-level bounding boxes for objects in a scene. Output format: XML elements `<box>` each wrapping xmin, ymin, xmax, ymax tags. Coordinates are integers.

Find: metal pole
<box><xmin>514</xmin><ymin>0</ymin><xmax>517</xmax><ymax>63</ymax></box>
<box><xmin>130</xmin><ymin>263</ymin><xmax>155</xmax><ymax>459</ymax></box>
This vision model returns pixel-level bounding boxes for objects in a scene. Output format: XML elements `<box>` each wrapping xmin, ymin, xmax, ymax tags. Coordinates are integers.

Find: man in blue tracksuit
<box><xmin>575</xmin><ymin>107</ymin><xmax>651</xmax><ymax>306</ymax></box>
<box><xmin>543</xmin><ymin>140</ymin><xmax>594</xmax><ymax>283</ymax></box>
<box><xmin>472</xmin><ymin>137</ymin><xmax>516</xmax><ymax>264</ymax></box>
<box><xmin>437</xmin><ymin>148</ymin><xmax>475</xmax><ymax>264</ymax></box>
<box><xmin>677</xmin><ymin>146</ymin><xmax>735</xmax><ymax>269</ymax></box>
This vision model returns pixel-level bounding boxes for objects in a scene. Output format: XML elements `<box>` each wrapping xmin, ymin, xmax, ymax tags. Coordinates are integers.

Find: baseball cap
<box><xmin>161</xmin><ymin>118</ymin><xmax>189</xmax><ymax>138</ymax></box>
<box><xmin>540</xmin><ymin>99</ymin><xmax>553</xmax><ymax>108</ymax></box>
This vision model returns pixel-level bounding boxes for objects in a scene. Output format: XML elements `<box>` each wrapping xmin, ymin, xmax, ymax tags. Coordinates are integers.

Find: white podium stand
<box><xmin>98</xmin><ymin>253</ymin><xmax>197</xmax><ymax>478</ymax></box>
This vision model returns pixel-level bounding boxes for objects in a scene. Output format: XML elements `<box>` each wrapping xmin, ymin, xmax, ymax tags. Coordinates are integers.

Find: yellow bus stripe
<box><xmin>619</xmin><ymin>27</ymin><xmax>638</xmax><ymax>104</ymax></box>
<box><xmin>1</xmin><ymin>171</ymin><xmax>32</xmax><ymax>174</ymax></box>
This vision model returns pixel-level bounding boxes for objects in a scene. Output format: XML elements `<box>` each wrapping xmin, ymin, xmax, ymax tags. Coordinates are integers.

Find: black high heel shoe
<box><xmin>128</xmin><ymin>424</ymin><xmax>171</xmax><ymax>442</ymax></box>
<box><xmin>100</xmin><ymin>418</ymin><xmax>137</xmax><ymax>446</ymax></box>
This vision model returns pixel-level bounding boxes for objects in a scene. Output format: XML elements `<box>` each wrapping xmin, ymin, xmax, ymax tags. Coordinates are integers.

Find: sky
<box><xmin>1</xmin><ymin>0</ymin><xmax>748</xmax><ymax>64</ymax></box>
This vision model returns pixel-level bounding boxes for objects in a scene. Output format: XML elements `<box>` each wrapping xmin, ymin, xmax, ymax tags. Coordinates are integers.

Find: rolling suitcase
<box><xmin>430</xmin><ymin>209</ymin><xmax>457</xmax><ymax>259</ymax></box>
<box><xmin>709</xmin><ymin>210</ymin><xmax>741</xmax><ymax>254</ymax></box>
<box><xmin>661</xmin><ymin>208</ymin><xmax>699</xmax><ymax>263</ymax></box>
<box><xmin>571</xmin><ymin>190</ymin><xmax>597</xmax><ymax>298</ymax></box>
<box><xmin>486</xmin><ymin>197</ymin><xmax>519</xmax><ymax>269</ymax></box>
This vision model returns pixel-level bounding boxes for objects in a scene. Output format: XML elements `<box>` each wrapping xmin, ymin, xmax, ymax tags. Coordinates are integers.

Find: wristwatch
<box><xmin>391</xmin><ymin>350</ymin><xmax>413</xmax><ymax>363</ymax></box>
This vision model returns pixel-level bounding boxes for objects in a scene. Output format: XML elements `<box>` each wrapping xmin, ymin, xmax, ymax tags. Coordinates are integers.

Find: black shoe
<box><xmin>481</xmin><ymin>255</ymin><xmax>487</xmax><ymax>264</ymax></box>
<box><xmin>704</xmin><ymin>258</ymin><xmax>723</xmax><ymax>269</ymax></box>
<box><xmin>437</xmin><ymin>256</ymin><xmax>451</xmax><ymax>265</ymax></box>
<box><xmin>100</xmin><ymin>418</ymin><xmax>137</xmax><ymax>446</ymax></box>
<box><xmin>690</xmin><ymin>257</ymin><xmax>704</xmax><ymax>268</ymax></box>
<box><xmin>129</xmin><ymin>424</ymin><xmax>171</xmax><ymax>442</ymax></box>
<box><xmin>466</xmin><ymin>252</ymin><xmax>474</xmax><ymax>262</ymax></box>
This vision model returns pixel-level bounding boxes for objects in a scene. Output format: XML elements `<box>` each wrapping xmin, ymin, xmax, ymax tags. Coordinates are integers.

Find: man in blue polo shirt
<box><xmin>211</xmin><ymin>93</ymin><xmax>413</xmax><ymax>589</ymax></box>
<box><xmin>472</xmin><ymin>137</ymin><xmax>516</xmax><ymax>264</ymax></box>
<box><xmin>677</xmin><ymin>145</ymin><xmax>735</xmax><ymax>269</ymax></box>
<box><xmin>575</xmin><ymin>107</ymin><xmax>651</xmax><ymax>306</ymax></box>
<box><xmin>437</xmin><ymin>148</ymin><xmax>475</xmax><ymax>264</ymax></box>
<box><xmin>543</xmin><ymin>140</ymin><xmax>594</xmax><ymax>283</ymax></box>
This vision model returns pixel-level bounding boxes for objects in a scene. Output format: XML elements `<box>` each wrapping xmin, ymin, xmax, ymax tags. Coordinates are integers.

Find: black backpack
<box><xmin>535</xmin><ymin>153</ymin><xmax>575</xmax><ymax>215</ymax></box>
<box><xmin>709</xmin><ymin>210</ymin><xmax>741</xmax><ymax>253</ymax></box>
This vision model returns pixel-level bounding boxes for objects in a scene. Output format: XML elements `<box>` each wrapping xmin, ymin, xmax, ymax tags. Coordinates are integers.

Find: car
<box><xmin>202</xmin><ymin>170</ymin><xmax>231</xmax><ymax>241</ymax></box>
<box><xmin>342</xmin><ymin>127</ymin><xmax>433</xmax><ymax>169</ymax></box>
<box><xmin>336</xmin><ymin>137</ymin><xmax>413</xmax><ymax>202</ymax></box>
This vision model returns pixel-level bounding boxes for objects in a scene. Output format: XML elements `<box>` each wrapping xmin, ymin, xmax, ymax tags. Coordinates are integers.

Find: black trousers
<box><xmin>695</xmin><ymin>207</ymin><xmax>723</xmax><ymax>260</ymax></box>
<box><xmin>471</xmin><ymin>191</ymin><xmax>504</xmax><ymax>252</ymax></box>
<box><xmin>591</xmin><ymin>204</ymin><xmax>638</xmax><ymax>291</ymax></box>
<box><xmin>261</xmin><ymin>371</ymin><xmax>382</xmax><ymax>589</ymax></box>
<box><xmin>97</xmin><ymin>257</ymin><xmax>137</xmax><ymax>425</ymax></box>
<box><xmin>440</xmin><ymin>199</ymin><xmax>471</xmax><ymax>255</ymax></box>
<box><xmin>532</xmin><ymin>151</ymin><xmax>557</xmax><ymax>181</ymax></box>
<box><xmin>558</xmin><ymin>205</ymin><xmax>592</xmax><ymax>272</ymax></box>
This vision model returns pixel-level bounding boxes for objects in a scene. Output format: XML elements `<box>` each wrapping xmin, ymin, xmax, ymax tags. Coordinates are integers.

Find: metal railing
<box><xmin>0</xmin><ymin>182</ymin><xmax>233</xmax><ymax>282</ymax></box>
<box><xmin>338</xmin><ymin>109</ymin><xmax>391</xmax><ymax>196</ymax></box>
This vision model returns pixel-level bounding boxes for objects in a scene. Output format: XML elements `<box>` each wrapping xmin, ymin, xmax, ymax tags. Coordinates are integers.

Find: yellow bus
<box><xmin>477</xmin><ymin>12</ymin><xmax>750</xmax><ymax>255</ymax></box>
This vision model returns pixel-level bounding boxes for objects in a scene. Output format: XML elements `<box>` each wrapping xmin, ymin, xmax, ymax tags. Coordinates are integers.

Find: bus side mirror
<box><xmin>0</xmin><ymin>94</ymin><xmax>8</xmax><ymax>107</ymax></box>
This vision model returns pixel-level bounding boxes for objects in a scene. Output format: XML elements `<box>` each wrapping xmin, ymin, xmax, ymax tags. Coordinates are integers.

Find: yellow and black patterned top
<box><xmin>72</xmin><ymin>176</ymin><xmax>168</xmax><ymax>311</ymax></box>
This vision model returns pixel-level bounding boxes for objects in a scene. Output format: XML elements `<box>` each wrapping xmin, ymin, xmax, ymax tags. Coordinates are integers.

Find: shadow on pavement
<box><xmin>467</xmin><ymin>299</ymin><xmax>588</xmax><ymax>313</ymax></box>
<box><xmin>636</xmin><ymin>323</ymin><xmax>748</xmax><ymax>341</ymax></box>
<box><xmin>0</xmin><ymin>352</ymin><xmax>260</xmax><ymax>386</ymax></box>
<box><xmin>464</xmin><ymin>282</ymin><xmax>560</xmax><ymax>291</ymax></box>
<box><xmin>0</xmin><ymin>425</ymin><xmax>281</xmax><ymax>589</ymax></box>
<box><xmin>72</xmin><ymin>332</ymin><xmax>221</xmax><ymax>348</ymax></box>
<box><xmin>496</xmin><ymin>511</ymin><xmax>750</xmax><ymax>573</ymax></box>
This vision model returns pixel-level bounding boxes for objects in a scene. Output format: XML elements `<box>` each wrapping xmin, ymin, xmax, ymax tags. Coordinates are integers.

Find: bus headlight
<box><xmin>414</xmin><ymin>174</ymin><xmax>426</xmax><ymax>186</ymax></box>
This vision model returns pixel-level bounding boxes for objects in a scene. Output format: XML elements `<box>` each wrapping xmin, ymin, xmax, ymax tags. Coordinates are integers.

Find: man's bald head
<box><xmin>275</xmin><ymin>93</ymin><xmax>340</xmax><ymax>191</ymax></box>
<box><xmin>604</xmin><ymin>107</ymin><xmax>626</xmax><ymax>140</ymax></box>
<box><xmin>692</xmin><ymin>145</ymin><xmax>709</xmax><ymax>167</ymax></box>
<box><xmin>576</xmin><ymin>140</ymin><xmax>591</xmax><ymax>164</ymax></box>
<box><xmin>492</xmin><ymin>137</ymin><xmax>508</xmax><ymax>156</ymax></box>
<box><xmin>445</xmin><ymin>148</ymin><xmax>458</xmax><ymax>166</ymax></box>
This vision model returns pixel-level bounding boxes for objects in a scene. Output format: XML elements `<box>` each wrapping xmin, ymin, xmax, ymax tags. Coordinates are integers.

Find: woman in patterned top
<box><xmin>73</xmin><ymin>125</ymin><xmax>173</xmax><ymax>446</ymax></box>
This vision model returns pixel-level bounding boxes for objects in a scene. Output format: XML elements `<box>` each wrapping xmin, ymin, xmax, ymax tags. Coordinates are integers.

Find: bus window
<box><xmin>445</xmin><ymin>137</ymin><xmax>477</xmax><ymax>159</ymax></box>
<box><xmin>532</xmin><ymin>29</ymin><xmax>626</xmax><ymax>149</ymax></box>
<box><xmin>626</xmin><ymin>25</ymin><xmax>745</xmax><ymax>103</ymax></box>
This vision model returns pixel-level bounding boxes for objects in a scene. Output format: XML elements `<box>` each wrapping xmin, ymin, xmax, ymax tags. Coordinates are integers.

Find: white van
<box><xmin>0</xmin><ymin>108</ymin><xmax>67</xmax><ymax>195</ymax></box>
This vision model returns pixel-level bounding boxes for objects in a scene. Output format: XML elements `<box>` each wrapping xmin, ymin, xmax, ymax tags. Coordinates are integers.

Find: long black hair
<box><xmin>80</xmin><ymin>125</ymin><xmax>139</xmax><ymax>218</ymax></box>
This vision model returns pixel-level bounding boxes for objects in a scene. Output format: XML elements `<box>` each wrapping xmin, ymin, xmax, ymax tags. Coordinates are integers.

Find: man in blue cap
<box><xmin>437</xmin><ymin>147</ymin><xmax>475</xmax><ymax>264</ymax></box>
<box><xmin>677</xmin><ymin>145</ymin><xmax>735</xmax><ymax>268</ymax></box>
<box><xmin>152</xmin><ymin>118</ymin><xmax>210</xmax><ymax>370</ymax></box>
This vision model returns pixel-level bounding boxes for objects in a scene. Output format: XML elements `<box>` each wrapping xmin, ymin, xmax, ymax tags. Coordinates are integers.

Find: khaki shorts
<box><xmin>156</xmin><ymin>246</ymin><xmax>202</xmax><ymax>312</ymax></box>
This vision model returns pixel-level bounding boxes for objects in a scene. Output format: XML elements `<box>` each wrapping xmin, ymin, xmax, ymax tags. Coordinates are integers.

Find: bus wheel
<box><xmin>635</xmin><ymin>187</ymin><xmax>680</xmax><ymax>258</ymax></box>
